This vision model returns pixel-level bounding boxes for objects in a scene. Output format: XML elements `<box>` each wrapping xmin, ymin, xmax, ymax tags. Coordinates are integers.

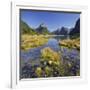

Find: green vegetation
<box><xmin>20</xmin><ymin>20</ymin><xmax>51</xmax><ymax>51</ymax></box>
<box><xmin>20</xmin><ymin>20</ymin><xmax>50</xmax><ymax>35</ymax></box>
<box><xmin>59</xmin><ymin>38</ymin><xmax>80</xmax><ymax>51</ymax></box>
<box><xmin>21</xmin><ymin>38</ymin><xmax>80</xmax><ymax>77</ymax></box>
<box><xmin>34</xmin><ymin>47</ymin><xmax>65</xmax><ymax>77</ymax></box>
<box><xmin>35</xmin><ymin>47</ymin><xmax>78</xmax><ymax>77</ymax></box>
<box><xmin>40</xmin><ymin>47</ymin><xmax>66</xmax><ymax>77</ymax></box>
<box><xmin>21</xmin><ymin>35</ymin><xmax>49</xmax><ymax>50</ymax></box>
<box><xmin>20</xmin><ymin>20</ymin><xmax>37</xmax><ymax>35</ymax></box>
<box><xmin>44</xmin><ymin>66</ymin><xmax>52</xmax><ymax>77</ymax></box>
<box><xmin>35</xmin><ymin>67</ymin><xmax>42</xmax><ymax>77</ymax></box>
<box><xmin>41</xmin><ymin>47</ymin><xmax>61</xmax><ymax>66</ymax></box>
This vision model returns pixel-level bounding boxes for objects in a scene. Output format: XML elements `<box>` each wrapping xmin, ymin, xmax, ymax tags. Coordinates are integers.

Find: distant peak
<box><xmin>40</xmin><ymin>23</ymin><xmax>46</xmax><ymax>27</ymax></box>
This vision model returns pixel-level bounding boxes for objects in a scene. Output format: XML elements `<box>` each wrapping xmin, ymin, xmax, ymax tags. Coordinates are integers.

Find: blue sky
<box><xmin>20</xmin><ymin>9</ymin><xmax>80</xmax><ymax>32</ymax></box>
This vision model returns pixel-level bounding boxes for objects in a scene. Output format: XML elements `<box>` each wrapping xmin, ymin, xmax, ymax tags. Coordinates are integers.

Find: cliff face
<box><xmin>36</xmin><ymin>23</ymin><xmax>49</xmax><ymax>34</ymax></box>
<box><xmin>20</xmin><ymin>18</ymin><xmax>80</xmax><ymax>36</ymax></box>
<box><xmin>69</xmin><ymin>18</ymin><xmax>80</xmax><ymax>35</ymax></box>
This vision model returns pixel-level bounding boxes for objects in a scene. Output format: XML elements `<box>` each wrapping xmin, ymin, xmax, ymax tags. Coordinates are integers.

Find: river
<box><xmin>20</xmin><ymin>36</ymin><xmax>80</xmax><ymax>67</ymax></box>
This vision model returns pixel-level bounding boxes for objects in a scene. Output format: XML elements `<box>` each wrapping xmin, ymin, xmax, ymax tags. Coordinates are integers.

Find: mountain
<box><xmin>59</xmin><ymin>27</ymin><xmax>68</xmax><ymax>35</ymax></box>
<box><xmin>36</xmin><ymin>23</ymin><xmax>49</xmax><ymax>35</ymax></box>
<box><xmin>20</xmin><ymin>19</ymin><xmax>80</xmax><ymax>36</ymax></box>
<box><xmin>69</xmin><ymin>18</ymin><xmax>80</xmax><ymax>35</ymax></box>
<box><xmin>20</xmin><ymin>20</ymin><xmax>36</xmax><ymax>35</ymax></box>
<box><xmin>52</xmin><ymin>28</ymin><xmax>60</xmax><ymax>35</ymax></box>
<box><xmin>52</xmin><ymin>27</ymin><xmax>68</xmax><ymax>35</ymax></box>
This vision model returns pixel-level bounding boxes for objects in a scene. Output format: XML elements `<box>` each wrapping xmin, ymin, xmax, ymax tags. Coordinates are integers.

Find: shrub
<box><xmin>35</xmin><ymin>67</ymin><xmax>42</xmax><ymax>77</ymax></box>
<box><xmin>44</xmin><ymin>66</ymin><xmax>52</xmax><ymax>77</ymax></box>
<box><xmin>41</xmin><ymin>47</ymin><xmax>61</xmax><ymax>65</ymax></box>
<box><xmin>40</xmin><ymin>47</ymin><xmax>65</xmax><ymax>77</ymax></box>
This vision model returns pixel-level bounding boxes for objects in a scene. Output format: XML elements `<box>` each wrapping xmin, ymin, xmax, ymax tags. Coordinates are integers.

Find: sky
<box><xmin>20</xmin><ymin>9</ymin><xmax>80</xmax><ymax>32</ymax></box>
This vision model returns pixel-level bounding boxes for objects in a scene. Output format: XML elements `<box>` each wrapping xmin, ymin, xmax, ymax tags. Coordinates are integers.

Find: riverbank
<box><xmin>21</xmin><ymin>34</ymin><xmax>50</xmax><ymax>50</ymax></box>
<box><xmin>59</xmin><ymin>38</ymin><xmax>80</xmax><ymax>51</ymax></box>
<box><xmin>21</xmin><ymin>34</ymin><xmax>80</xmax><ymax>51</ymax></box>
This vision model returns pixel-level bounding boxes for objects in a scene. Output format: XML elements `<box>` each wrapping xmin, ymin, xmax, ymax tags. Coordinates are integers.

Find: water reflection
<box><xmin>21</xmin><ymin>35</ymin><xmax>79</xmax><ymax>65</ymax></box>
<box><xmin>20</xmin><ymin>35</ymin><xmax>80</xmax><ymax>78</ymax></box>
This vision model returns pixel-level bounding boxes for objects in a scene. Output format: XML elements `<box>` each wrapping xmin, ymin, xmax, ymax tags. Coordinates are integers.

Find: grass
<box><xmin>59</xmin><ymin>38</ymin><xmax>80</xmax><ymax>50</ymax></box>
<box><xmin>21</xmin><ymin>35</ymin><xmax>80</xmax><ymax>78</ymax></box>
<box><xmin>34</xmin><ymin>47</ymin><xmax>62</xmax><ymax>77</ymax></box>
<box><xmin>21</xmin><ymin>34</ymin><xmax>49</xmax><ymax>50</ymax></box>
<box><xmin>40</xmin><ymin>47</ymin><xmax>76</xmax><ymax>77</ymax></box>
<box><xmin>41</xmin><ymin>47</ymin><xmax>61</xmax><ymax>66</ymax></box>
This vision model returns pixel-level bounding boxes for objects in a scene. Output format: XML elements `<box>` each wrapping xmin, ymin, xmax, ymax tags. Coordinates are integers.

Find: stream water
<box><xmin>20</xmin><ymin>36</ymin><xmax>80</xmax><ymax>78</ymax></box>
<box><xmin>21</xmin><ymin>36</ymin><xmax>80</xmax><ymax>66</ymax></box>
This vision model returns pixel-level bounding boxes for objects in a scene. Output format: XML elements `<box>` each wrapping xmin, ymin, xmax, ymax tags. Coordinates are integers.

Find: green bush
<box><xmin>41</xmin><ymin>47</ymin><xmax>61</xmax><ymax>66</ymax></box>
<box><xmin>35</xmin><ymin>67</ymin><xmax>42</xmax><ymax>77</ymax></box>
